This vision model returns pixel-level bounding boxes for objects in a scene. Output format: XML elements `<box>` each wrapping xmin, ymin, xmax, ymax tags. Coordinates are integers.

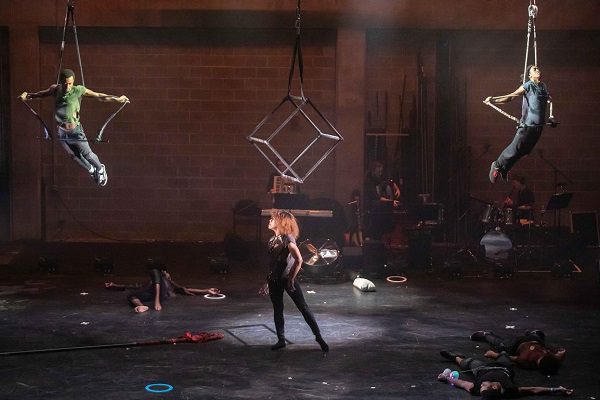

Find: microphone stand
<box><xmin>537</xmin><ymin>150</ymin><xmax>574</xmax><ymax>259</ymax></box>
<box><xmin>537</xmin><ymin>150</ymin><xmax>573</xmax><ymax>194</ymax></box>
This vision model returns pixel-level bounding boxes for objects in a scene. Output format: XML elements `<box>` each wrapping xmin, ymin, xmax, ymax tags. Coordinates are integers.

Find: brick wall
<box><xmin>37</xmin><ymin>29</ymin><xmax>337</xmax><ymax>241</ymax></box>
<box><xmin>4</xmin><ymin>2</ymin><xmax>600</xmax><ymax>242</ymax></box>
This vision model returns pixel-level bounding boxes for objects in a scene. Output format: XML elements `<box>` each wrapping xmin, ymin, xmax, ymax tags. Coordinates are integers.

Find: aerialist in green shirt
<box><xmin>20</xmin><ymin>69</ymin><xmax>129</xmax><ymax>186</ymax></box>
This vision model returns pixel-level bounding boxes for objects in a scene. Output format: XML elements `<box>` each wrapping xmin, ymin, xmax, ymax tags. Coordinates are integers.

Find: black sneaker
<box><xmin>525</xmin><ymin>329</ymin><xmax>545</xmax><ymax>340</ymax></box>
<box><xmin>440</xmin><ymin>350</ymin><xmax>465</xmax><ymax>361</ymax></box>
<box><xmin>470</xmin><ymin>331</ymin><xmax>490</xmax><ymax>342</ymax></box>
<box><xmin>270</xmin><ymin>339</ymin><xmax>286</xmax><ymax>350</ymax></box>
<box><xmin>316</xmin><ymin>336</ymin><xmax>329</xmax><ymax>353</ymax></box>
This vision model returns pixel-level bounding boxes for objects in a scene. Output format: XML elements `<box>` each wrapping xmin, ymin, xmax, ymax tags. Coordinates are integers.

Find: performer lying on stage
<box><xmin>259</xmin><ymin>210</ymin><xmax>329</xmax><ymax>353</ymax></box>
<box><xmin>105</xmin><ymin>268</ymin><xmax>220</xmax><ymax>313</ymax></box>
<box><xmin>470</xmin><ymin>329</ymin><xmax>566</xmax><ymax>375</ymax></box>
<box><xmin>20</xmin><ymin>68</ymin><xmax>129</xmax><ymax>186</ymax></box>
<box><xmin>438</xmin><ymin>350</ymin><xmax>573</xmax><ymax>398</ymax></box>
<box><xmin>486</xmin><ymin>65</ymin><xmax>554</xmax><ymax>184</ymax></box>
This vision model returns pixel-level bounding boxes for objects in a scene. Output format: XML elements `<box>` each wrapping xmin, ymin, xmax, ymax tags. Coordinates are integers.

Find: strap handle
<box><xmin>20</xmin><ymin>99</ymin><xmax>53</xmax><ymax>140</ymax></box>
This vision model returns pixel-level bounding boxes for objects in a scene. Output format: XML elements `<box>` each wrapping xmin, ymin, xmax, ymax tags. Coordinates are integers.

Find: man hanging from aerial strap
<box><xmin>19</xmin><ymin>69</ymin><xmax>129</xmax><ymax>186</ymax></box>
<box><xmin>484</xmin><ymin>0</ymin><xmax>557</xmax><ymax>184</ymax></box>
<box><xmin>18</xmin><ymin>1</ymin><xmax>128</xmax><ymax>186</ymax></box>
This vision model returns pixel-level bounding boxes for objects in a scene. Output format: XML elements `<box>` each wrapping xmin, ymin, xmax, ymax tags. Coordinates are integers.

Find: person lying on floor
<box><xmin>470</xmin><ymin>329</ymin><xmax>566</xmax><ymax>375</ymax></box>
<box><xmin>105</xmin><ymin>268</ymin><xmax>220</xmax><ymax>313</ymax></box>
<box><xmin>438</xmin><ymin>350</ymin><xmax>573</xmax><ymax>398</ymax></box>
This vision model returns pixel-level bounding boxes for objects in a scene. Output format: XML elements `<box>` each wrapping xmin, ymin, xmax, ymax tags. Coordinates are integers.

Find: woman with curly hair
<box><xmin>259</xmin><ymin>210</ymin><xmax>329</xmax><ymax>353</ymax></box>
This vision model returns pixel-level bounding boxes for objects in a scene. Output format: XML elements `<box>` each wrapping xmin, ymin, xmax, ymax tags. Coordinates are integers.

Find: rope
<box><xmin>523</xmin><ymin>0</ymin><xmax>538</xmax><ymax>84</ymax></box>
<box><xmin>487</xmin><ymin>0</ymin><xmax>543</xmax><ymax>124</ymax></box>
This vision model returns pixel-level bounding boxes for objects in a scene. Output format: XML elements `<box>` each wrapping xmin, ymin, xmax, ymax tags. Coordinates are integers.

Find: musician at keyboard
<box><xmin>364</xmin><ymin>161</ymin><xmax>401</xmax><ymax>240</ymax></box>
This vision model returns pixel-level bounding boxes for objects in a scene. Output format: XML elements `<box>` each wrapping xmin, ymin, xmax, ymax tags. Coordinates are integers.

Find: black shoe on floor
<box><xmin>440</xmin><ymin>350</ymin><xmax>465</xmax><ymax>361</ymax></box>
<box><xmin>470</xmin><ymin>331</ymin><xmax>490</xmax><ymax>342</ymax></box>
<box><xmin>525</xmin><ymin>329</ymin><xmax>545</xmax><ymax>340</ymax></box>
<box><xmin>316</xmin><ymin>336</ymin><xmax>329</xmax><ymax>353</ymax></box>
<box><xmin>271</xmin><ymin>339</ymin><xmax>286</xmax><ymax>350</ymax></box>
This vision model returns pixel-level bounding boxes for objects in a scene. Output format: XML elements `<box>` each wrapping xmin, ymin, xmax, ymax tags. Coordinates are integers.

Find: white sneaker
<box><xmin>97</xmin><ymin>164</ymin><xmax>108</xmax><ymax>186</ymax></box>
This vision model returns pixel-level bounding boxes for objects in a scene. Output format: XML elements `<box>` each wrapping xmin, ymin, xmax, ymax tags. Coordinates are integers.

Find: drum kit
<box><xmin>479</xmin><ymin>202</ymin><xmax>551</xmax><ymax>267</ymax></box>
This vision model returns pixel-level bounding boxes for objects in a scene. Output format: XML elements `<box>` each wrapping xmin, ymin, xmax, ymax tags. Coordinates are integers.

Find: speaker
<box><xmin>571</xmin><ymin>212</ymin><xmax>599</xmax><ymax>246</ymax></box>
<box><xmin>362</xmin><ymin>240</ymin><xmax>386</xmax><ymax>275</ymax></box>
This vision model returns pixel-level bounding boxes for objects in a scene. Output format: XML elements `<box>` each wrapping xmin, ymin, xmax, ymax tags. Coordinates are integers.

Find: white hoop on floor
<box><xmin>204</xmin><ymin>293</ymin><xmax>226</xmax><ymax>300</ymax></box>
<box><xmin>386</xmin><ymin>275</ymin><xmax>407</xmax><ymax>283</ymax></box>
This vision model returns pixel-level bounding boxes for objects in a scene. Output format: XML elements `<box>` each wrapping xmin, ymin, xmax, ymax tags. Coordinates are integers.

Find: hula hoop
<box><xmin>145</xmin><ymin>383</ymin><xmax>174</xmax><ymax>393</ymax></box>
<box><xmin>204</xmin><ymin>293</ymin><xmax>226</xmax><ymax>300</ymax></box>
<box><xmin>386</xmin><ymin>275</ymin><xmax>407</xmax><ymax>283</ymax></box>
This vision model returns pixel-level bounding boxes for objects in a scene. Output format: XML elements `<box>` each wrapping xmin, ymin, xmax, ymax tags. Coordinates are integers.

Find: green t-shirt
<box><xmin>54</xmin><ymin>85</ymin><xmax>86</xmax><ymax>124</ymax></box>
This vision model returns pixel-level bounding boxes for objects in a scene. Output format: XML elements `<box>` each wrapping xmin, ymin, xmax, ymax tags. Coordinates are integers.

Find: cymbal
<box><xmin>299</xmin><ymin>239</ymin><xmax>340</xmax><ymax>267</ymax></box>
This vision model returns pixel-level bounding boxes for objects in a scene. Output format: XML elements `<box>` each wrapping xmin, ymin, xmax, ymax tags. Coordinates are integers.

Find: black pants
<box><xmin>480</xmin><ymin>331</ymin><xmax>545</xmax><ymax>355</ymax></box>
<box><xmin>459</xmin><ymin>353</ymin><xmax>512</xmax><ymax>376</ymax></box>
<box><xmin>268</xmin><ymin>278</ymin><xmax>321</xmax><ymax>340</ymax></box>
<box><xmin>58</xmin><ymin>125</ymin><xmax>102</xmax><ymax>171</ymax></box>
<box><xmin>495</xmin><ymin>125</ymin><xmax>543</xmax><ymax>173</ymax></box>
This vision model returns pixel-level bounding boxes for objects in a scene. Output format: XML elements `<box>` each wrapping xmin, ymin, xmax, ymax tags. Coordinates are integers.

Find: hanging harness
<box><xmin>484</xmin><ymin>0</ymin><xmax>556</xmax><ymax>128</ymax></box>
<box><xmin>21</xmin><ymin>0</ymin><xmax>128</xmax><ymax>143</ymax></box>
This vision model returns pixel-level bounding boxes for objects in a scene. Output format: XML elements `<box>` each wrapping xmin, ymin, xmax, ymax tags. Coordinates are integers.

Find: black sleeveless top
<box><xmin>267</xmin><ymin>234</ymin><xmax>296</xmax><ymax>280</ymax></box>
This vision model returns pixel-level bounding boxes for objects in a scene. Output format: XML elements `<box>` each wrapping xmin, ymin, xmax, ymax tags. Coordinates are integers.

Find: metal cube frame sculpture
<box><xmin>247</xmin><ymin>94</ymin><xmax>343</xmax><ymax>184</ymax></box>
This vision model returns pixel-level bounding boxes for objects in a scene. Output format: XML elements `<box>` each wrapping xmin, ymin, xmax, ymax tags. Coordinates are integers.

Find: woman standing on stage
<box><xmin>259</xmin><ymin>210</ymin><xmax>329</xmax><ymax>353</ymax></box>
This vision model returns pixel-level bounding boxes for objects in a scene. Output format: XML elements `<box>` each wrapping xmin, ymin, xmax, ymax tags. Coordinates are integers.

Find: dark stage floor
<box><xmin>1</xmin><ymin>241</ymin><xmax>599</xmax><ymax>400</ymax></box>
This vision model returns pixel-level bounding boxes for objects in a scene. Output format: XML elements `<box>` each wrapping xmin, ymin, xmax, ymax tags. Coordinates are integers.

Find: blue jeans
<box><xmin>58</xmin><ymin>124</ymin><xmax>102</xmax><ymax>171</ymax></box>
<box><xmin>495</xmin><ymin>125</ymin><xmax>543</xmax><ymax>173</ymax></box>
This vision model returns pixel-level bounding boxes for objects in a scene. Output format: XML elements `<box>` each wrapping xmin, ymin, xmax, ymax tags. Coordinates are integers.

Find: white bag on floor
<box><xmin>353</xmin><ymin>277</ymin><xmax>376</xmax><ymax>292</ymax></box>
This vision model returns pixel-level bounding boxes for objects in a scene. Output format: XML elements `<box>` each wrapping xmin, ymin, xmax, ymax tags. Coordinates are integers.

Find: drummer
<box><xmin>503</xmin><ymin>176</ymin><xmax>535</xmax><ymax>224</ymax></box>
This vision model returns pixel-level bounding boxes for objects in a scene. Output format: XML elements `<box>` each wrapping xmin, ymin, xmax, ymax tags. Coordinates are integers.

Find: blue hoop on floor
<box><xmin>145</xmin><ymin>383</ymin><xmax>174</xmax><ymax>393</ymax></box>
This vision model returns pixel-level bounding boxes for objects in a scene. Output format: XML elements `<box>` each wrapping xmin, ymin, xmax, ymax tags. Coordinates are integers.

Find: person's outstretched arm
<box><xmin>104</xmin><ymin>281</ymin><xmax>141</xmax><ymax>290</ymax></box>
<box><xmin>485</xmin><ymin>86</ymin><xmax>526</xmax><ymax>104</ymax></box>
<box><xmin>84</xmin><ymin>88</ymin><xmax>129</xmax><ymax>103</ymax></box>
<box><xmin>437</xmin><ymin>371</ymin><xmax>474</xmax><ymax>393</ymax></box>
<box><xmin>518</xmin><ymin>386</ymin><xmax>573</xmax><ymax>396</ymax></box>
<box><xmin>182</xmin><ymin>287</ymin><xmax>220</xmax><ymax>295</ymax></box>
<box><xmin>19</xmin><ymin>85</ymin><xmax>57</xmax><ymax>100</ymax></box>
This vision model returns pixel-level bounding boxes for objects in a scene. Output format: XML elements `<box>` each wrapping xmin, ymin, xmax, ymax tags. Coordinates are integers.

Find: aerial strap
<box><xmin>21</xmin><ymin>100</ymin><xmax>53</xmax><ymax>140</ymax></box>
<box><xmin>58</xmin><ymin>0</ymin><xmax>128</xmax><ymax>142</ymax></box>
<box><xmin>484</xmin><ymin>0</ymin><xmax>540</xmax><ymax>125</ymax></box>
<box><xmin>287</xmin><ymin>0</ymin><xmax>305</xmax><ymax>100</ymax></box>
<box><xmin>57</xmin><ymin>0</ymin><xmax>85</xmax><ymax>86</ymax></box>
<box><xmin>523</xmin><ymin>0</ymin><xmax>538</xmax><ymax>84</ymax></box>
<box><xmin>95</xmin><ymin>100</ymin><xmax>129</xmax><ymax>142</ymax></box>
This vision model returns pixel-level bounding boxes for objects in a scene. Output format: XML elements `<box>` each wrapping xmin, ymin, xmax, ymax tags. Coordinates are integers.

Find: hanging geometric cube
<box><xmin>247</xmin><ymin>94</ymin><xmax>343</xmax><ymax>184</ymax></box>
